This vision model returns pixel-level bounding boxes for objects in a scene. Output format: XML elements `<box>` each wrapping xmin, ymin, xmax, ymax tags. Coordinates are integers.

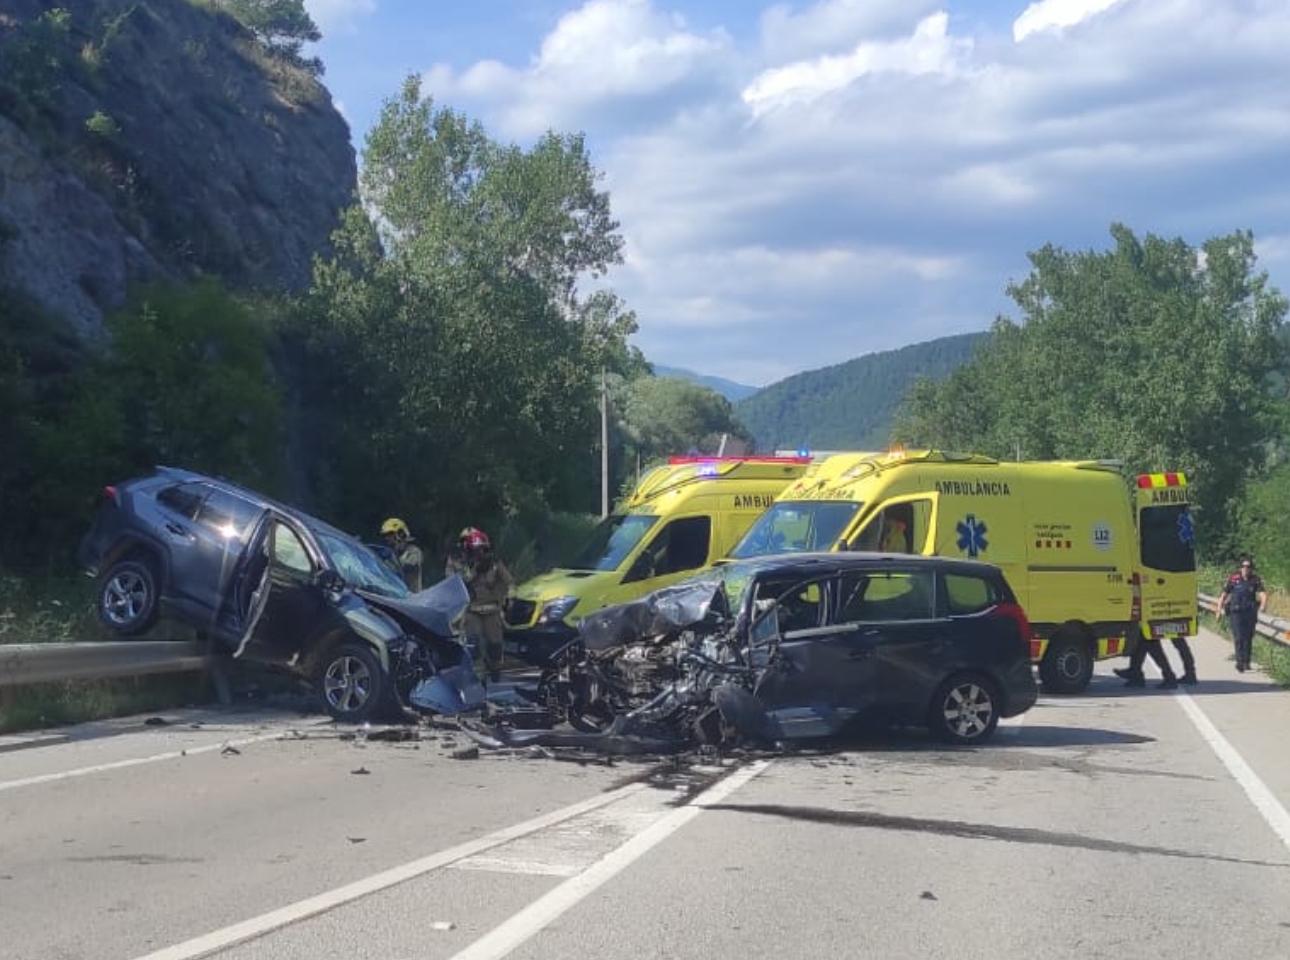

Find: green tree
<box><xmin>620</xmin><ymin>376</ymin><xmax>751</xmax><ymax>464</ymax></box>
<box><xmin>897</xmin><ymin>225</ymin><xmax>1288</xmax><ymax>551</ymax></box>
<box><xmin>221</xmin><ymin>0</ymin><xmax>320</xmax><ymax>58</ymax></box>
<box><xmin>298</xmin><ymin>76</ymin><xmax>634</xmax><ymax>552</ymax></box>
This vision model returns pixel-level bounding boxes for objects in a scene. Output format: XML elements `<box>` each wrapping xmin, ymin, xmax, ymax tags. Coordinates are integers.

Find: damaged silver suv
<box><xmin>78</xmin><ymin>467</ymin><xmax>484</xmax><ymax>722</ymax></box>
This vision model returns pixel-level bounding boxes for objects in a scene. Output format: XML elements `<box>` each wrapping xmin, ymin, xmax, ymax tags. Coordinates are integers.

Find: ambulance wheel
<box><xmin>1039</xmin><ymin>630</ymin><xmax>1093</xmax><ymax>694</ymax></box>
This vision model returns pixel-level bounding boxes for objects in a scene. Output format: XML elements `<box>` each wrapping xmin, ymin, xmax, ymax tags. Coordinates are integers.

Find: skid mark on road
<box><xmin>705</xmin><ymin>803</ymin><xmax>1290</xmax><ymax>869</ymax></box>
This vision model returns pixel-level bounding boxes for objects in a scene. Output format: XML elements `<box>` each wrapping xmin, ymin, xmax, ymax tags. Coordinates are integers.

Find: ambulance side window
<box><xmin>624</xmin><ymin>516</ymin><xmax>712</xmax><ymax>582</ymax></box>
<box><xmin>851</xmin><ymin>500</ymin><xmax>932</xmax><ymax>554</ymax></box>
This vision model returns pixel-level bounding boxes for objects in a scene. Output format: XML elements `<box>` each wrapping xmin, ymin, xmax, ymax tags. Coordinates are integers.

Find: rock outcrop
<box><xmin>0</xmin><ymin>0</ymin><xmax>356</xmax><ymax>335</ymax></box>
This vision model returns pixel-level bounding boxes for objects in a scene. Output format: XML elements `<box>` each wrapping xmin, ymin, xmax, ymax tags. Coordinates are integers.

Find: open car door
<box><xmin>234</xmin><ymin>518</ymin><xmax>332</xmax><ymax>665</ymax></box>
<box><xmin>1134</xmin><ymin>472</ymin><xmax>1198</xmax><ymax>639</ymax></box>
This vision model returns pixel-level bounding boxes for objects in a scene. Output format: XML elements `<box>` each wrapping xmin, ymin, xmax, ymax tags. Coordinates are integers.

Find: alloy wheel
<box><xmin>324</xmin><ymin>655</ymin><xmax>373</xmax><ymax>715</ymax></box>
<box><xmin>942</xmin><ymin>682</ymin><xmax>995</xmax><ymax>740</ymax></box>
<box><xmin>103</xmin><ymin>571</ymin><xmax>149</xmax><ymax>626</ymax></box>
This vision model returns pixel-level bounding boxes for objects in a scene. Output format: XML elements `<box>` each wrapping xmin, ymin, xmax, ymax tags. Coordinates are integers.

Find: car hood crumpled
<box><xmin>360</xmin><ymin>575</ymin><xmax>471</xmax><ymax>639</ymax></box>
<box><xmin>575</xmin><ymin>577</ymin><xmax>731</xmax><ymax>651</ymax></box>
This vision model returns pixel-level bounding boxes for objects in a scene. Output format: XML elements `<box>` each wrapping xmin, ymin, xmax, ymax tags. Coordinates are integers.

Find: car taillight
<box><xmin>991</xmin><ymin>601</ymin><xmax>1033</xmax><ymax>653</ymax></box>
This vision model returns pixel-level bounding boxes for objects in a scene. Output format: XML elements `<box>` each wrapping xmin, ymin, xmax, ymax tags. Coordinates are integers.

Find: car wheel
<box><xmin>929</xmin><ymin>673</ymin><xmax>1001</xmax><ymax>745</ymax></box>
<box><xmin>317</xmin><ymin>643</ymin><xmax>387</xmax><ymax>723</ymax></box>
<box><xmin>1038</xmin><ymin>630</ymin><xmax>1094</xmax><ymax>694</ymax></box>
<box><xmin>97</xmin><ymin>559</ymin><xmax>160</xmax><ymax>636</ymax></box>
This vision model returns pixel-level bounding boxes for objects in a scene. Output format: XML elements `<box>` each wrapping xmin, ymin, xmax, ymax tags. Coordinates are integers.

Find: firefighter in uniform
<box><xmin>379</xmin><ymin>518</ymin><xmax>423</xmax><ymax>592</ymax></box>
<box><xmin>448</xmin><ymin>527</ymin><xmax>512</xmax><ymax>683</ymax></box>
<box><xmin>1218</xmin><ymin>556</ymin><xmax>1267</xmax><ymax>672</ymax></box>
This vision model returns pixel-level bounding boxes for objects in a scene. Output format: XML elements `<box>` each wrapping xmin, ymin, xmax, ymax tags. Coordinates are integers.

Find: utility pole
<box><xmin>600</xmin><ymin>368</ymin><xmax>609</xmax><ymax>518</ymax></box>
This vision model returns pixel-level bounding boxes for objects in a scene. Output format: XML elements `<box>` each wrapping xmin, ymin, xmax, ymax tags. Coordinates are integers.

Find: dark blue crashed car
<box><xmin>79</xmin><ymin>467</ymin><xmax>484</xmax><ymax>722</ymax></box>
<box><xmin>485</xmin><ymin>552</ymin><xmax>1037</xmax><ymax>752</ymax></box>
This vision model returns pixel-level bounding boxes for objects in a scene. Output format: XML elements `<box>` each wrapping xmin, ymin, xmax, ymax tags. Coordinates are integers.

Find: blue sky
<box><xmin>305</xmin><ymin>1</ymin><xmax>1290</xmax><ymax>386</ymax></box>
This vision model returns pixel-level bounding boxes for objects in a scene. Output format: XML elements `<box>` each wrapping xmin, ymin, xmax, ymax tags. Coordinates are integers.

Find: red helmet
<box><xmin>459</xmin><ymin>527</ymin><xmax>490</xmax><ymax>551</ymax></box>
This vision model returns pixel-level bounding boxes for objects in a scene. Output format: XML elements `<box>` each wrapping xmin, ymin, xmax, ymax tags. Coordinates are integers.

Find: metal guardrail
<box><xmin>1197</xmin><ymin>593</ymin><xmax>1290</xmax><ymax>649</ymax></box>
<box><xmin>0</xmin><ymin>595</ymin><xmax>1281</xmax><ymax>692</ymax></box>
<box><xmin>0</xmin><ymin>641</ymin><xmax>210</xmax><ymax>688</ymax></box>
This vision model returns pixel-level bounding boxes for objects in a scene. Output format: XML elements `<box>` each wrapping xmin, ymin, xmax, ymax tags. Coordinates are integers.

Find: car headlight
<box><xmin>539</xmin><ymin>596</ymin><xmax>579</xmax><ymax>623</ymax></box>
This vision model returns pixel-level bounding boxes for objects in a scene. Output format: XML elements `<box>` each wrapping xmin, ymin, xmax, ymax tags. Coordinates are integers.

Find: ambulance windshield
<box><xmin>729</xmin><ymin>501</ymin><xmax>860</xmax><ymax>559</ymax></box>
<box><xmin>569</xmin><ymin>513</ymin><xmax>660</xmax><ymax>571</ymax></box>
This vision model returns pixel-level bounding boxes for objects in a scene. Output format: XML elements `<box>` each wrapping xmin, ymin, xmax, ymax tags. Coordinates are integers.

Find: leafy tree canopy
<box><xmin>896</xmin><ymin>224</ymin><xmax>1288</xmax><ymax>552</ymax></box>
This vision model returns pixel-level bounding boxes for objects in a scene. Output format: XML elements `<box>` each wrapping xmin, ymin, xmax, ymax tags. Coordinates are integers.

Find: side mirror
<box><xmin>316</xmin><ymin>569</ymin><xmax>346</xmax><ymax>595</ymax></box>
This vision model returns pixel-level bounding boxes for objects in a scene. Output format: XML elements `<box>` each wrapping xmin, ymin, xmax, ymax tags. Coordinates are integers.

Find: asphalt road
<box><xmin>3</xmin><ymin>627</ymin><xmax>1290</xmax><ymax>960</ymax></box>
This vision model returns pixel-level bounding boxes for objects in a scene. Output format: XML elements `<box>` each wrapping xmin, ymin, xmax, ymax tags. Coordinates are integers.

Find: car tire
<box><xmin>928</xmin><ymin>673</ymin><xmax>1001</xmax><ymax>745</ymax></box>
<box><xmin>317</xmin><ymin>643</ymin><xmax>388</xmax><ymax>723</ymax></box>
<box><xmin>1039</xmin><ymin>630</ymin><xmax>1094</xmax><ymax>694</ymax></box>
<box><xmin>97</xmin><ymin>558</ymin><xmax>160</xmax><ymax>636</ymax></box>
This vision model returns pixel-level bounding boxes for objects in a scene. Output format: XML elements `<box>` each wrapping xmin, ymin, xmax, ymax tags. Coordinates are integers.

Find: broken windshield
<box><xmin>568</xmin><ymin>513</ymin><xmax>659</xmax><ymax>571</ymax></box>
<box><xmin>729</xmin><ymin>501</ymin><xmax>860</xmax><ymax>559</ymax></box>
<box><xmin>317</xmin><ymin>533</ymin><xmax>410</xmax><ymax>598</ymax></box>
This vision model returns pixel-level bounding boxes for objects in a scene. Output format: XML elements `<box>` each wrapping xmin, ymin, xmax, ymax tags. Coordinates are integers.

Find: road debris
<box><xmin>367</xmin><ymin>727</ymin><xmax>418</xmax><ymax>742</ymax></box>
<box><xmin>431</xmin><ymin>921</ymin><xmax>456</xmax><ymax>932</ymax></box>
<box><xmin>143</xmin><ymin>717</ymin><xmax>170</xmax><ymax>727</ymax></box>
<box><xmin>347</xmin><ymin>837</ymin><xmax>366</xmax><ymax>844</ymax></box>
<box><xmin>921</xmin><ymin>891</ymin><xmax>938</xmax><ymax>901</ymax></box>
<box><xmin>351</xmin><ymin>766</ymin><xmax>371</xmax><ymax>775</ymax></box>
<box><xmin>450</xmin><ymin>746</ymin><xmax>480</xmax><ymax>761</ymax></box>
<box><xmin>220</xmin><ymin>744</ymin><xmax>241</xmax><ymax>756</ymax></box>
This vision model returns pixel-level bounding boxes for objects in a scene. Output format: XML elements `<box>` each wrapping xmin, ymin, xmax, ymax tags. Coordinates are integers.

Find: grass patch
<box><xmin>0</xmin><ymin>673</ymin><xmax>214</xmax><ymax>734</ymax></box>
<box><xmin>0</xmin><ymin>573</ymin><xmax>103</xmax><ymax>645</ymax></box>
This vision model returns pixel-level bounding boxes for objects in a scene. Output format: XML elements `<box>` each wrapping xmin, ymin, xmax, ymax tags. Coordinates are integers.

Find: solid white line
<box><xmin>0</xmin><ymin>732</ymin><xmax>290</xmax><ymax>794</ymax></box>
<box><xmin>125</xmin><ymin>781</ymin><xmax>648</xmax><ymax>960</ymax></box>
<box><xmin>1174</xmin><ymin>691</ymin><xmax>1290</xmax><ymax>854</ymax></box>
<box><xmin>446</xmin><ymin>760</ymin><xmax>772</xmax><ymax>960</ymax></box>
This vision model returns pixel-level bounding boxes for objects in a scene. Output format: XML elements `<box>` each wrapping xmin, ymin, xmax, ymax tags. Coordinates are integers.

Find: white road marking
<box><xmin>1174</xmin><ymin>691</ymin><xmax>1290</xmax><ymax>854</ymax></box>
<box><xmin>0</xmin><ymin>731</ymin><xmax>292</xmax><ymax>794</ymax></box>
<box><xmin>125</xmin><ymin>780</ymin><xmax>649</xmax><ymax>960</ymax></box>
<box><xmin>446</xmin><ymin>760</ymin><xmax>772</xmax><ymax>960</ymax></box>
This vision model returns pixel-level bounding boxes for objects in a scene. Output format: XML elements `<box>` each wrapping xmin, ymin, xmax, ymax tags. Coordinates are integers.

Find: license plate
<box><xmin>1152</xmin><ymin>620</ymin><xmax>1189</xmax><ymax>637</ymax></box>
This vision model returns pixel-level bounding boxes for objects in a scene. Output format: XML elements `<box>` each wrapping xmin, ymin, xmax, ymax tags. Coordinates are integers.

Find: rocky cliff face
<box><xmin>0</xmin><ymin>0</ymin><xmax>356</xmax><ymax>335</ymax></box>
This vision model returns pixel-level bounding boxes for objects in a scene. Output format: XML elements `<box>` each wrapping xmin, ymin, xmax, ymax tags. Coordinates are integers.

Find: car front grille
<box><xmin>505</xmin><ymin>598</ymin><xmax>537</xmax><ymax>627</ymax></box>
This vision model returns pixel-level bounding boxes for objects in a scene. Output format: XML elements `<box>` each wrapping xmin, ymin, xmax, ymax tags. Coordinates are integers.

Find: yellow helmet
<box><xmin>380</xmin><ymin>517</ymin><xmax>410</xmax><ymax>537</ymax></box>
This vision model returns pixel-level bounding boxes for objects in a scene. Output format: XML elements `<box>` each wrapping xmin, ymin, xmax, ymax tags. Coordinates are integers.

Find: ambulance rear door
<box><xmin>1135</xmin><ymin>473</ymin><xmax>1198</xmax><ymax>638</ymax></box>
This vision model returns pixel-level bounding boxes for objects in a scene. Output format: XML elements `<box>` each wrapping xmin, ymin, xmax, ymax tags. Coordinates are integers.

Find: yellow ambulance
<box><xmin>503</xmin><ymin>456</ymin><xmax>811</xmax><ymax>664</ymax></box>
<box><xmin>726</xmin><ymin>450</ymin><xmax>1198</xmax><ymax>693</ymax></box>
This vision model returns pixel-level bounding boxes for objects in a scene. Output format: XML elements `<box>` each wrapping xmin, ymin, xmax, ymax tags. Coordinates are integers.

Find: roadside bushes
<box><xmin>0</xmin><ymin>279</ymin><xmax>284</xmax><ymax>567</ymax></box>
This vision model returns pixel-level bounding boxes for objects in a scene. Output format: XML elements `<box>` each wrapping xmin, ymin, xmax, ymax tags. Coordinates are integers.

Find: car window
<box><xmin>569</xmin><ymin>514</ymin><xmax>659</xmax><ymax>571</ymax></box>
<box><xmin>750</xmin><ymin>576</ymin><xmax>826</xmax><ymax>640</ymax></box>
<box><xmin>196</xmin><ymin>488</ymin><xmax>262</xmax><ymax>541</ymax></box>
<box><xmin>273</xmin><ymin>524</ymin><xmax>313</xmax><ymax>574</ymax></box>
<box><xmin>1140</xmin><ymin>504</ymin><xmax>1196</xmax><ymax>573</ymax></box>
<box><xmin>625</xmin><ymin>516</ymin><xmax>712</xmax><ymax>582</ymax></box>
<box><xmin>850</xmin><ymin>499</ymin><xmax>932</xmax><ymax>554</ymax></box>
<box><xmin>156</xmin><ymin>482</ymin><xmax>206</xmax><ymax>519</ymax></box>
<box><xmin>942</xmin><ymin>573</ymin><xmax>1002</xmax><ymax>615</ymax></box>
<box><xmin>835</xmin><ymin>571</ymin><xmax>934</xmax><ymax>622</ymax></box>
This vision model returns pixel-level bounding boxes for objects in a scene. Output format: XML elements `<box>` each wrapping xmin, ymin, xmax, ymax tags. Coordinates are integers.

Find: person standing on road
<box><xmin>379</xmin><ymin>518</ymin><xmax>424</xmax><ymax>592</ymax></box>
<box><xmin>448</xmin><ymin>527</ymin><xmax>512</xmax><ymax>684</ymax></box>
<box><xmin>1115</xmin><ymin>627</ymin><xmax>1181</xmax><ymax>689</ymax></box>
<box><xmin>1218</xmin><ymin>555</ymin><xmax>1268</xmax><ymax>672</ymax></box>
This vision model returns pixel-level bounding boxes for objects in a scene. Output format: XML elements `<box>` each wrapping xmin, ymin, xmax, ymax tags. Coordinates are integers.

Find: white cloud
<box><xmin>1013</xmin><ymin>0</ymin><xmax>1128</xmax><ymax>42</ymax></box>
<box><xmin>411</xmin><ymin>0</ymin><xmax>1290</xmax><ymax>381</ymax></box>
<box><xmin>306</xmin><ymin>0</ymin><xmax>376</xmax><ymax>32</ymax></box>
<box><xmin>759</xmin><ymin>0</ymin><xmax>941</xmax><ymax>61</ymax></box>
<box><xmin>425</xmin><ymin>0</ymin><xmax>729</xmax><ymax>137</ymax></box>
<box><xmin>742</xmin><ymin>13</ymin><xmax>971</xmax><ymax>114</ymax></box>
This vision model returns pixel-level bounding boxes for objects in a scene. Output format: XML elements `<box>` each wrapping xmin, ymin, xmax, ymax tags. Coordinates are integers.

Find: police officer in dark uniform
<box><xmin>1218</xmin><ymin>555</ymin><xmax>1267</xmax><ymax>672</ymax></box>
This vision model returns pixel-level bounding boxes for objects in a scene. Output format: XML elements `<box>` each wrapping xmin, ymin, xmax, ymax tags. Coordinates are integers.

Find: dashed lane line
<box><xmin>124</xmin><ymin>779</ymin><xmax>655</xmax><ymax>960</ymax></box>
<box><xmin>445</xmin><ymin>760</ymin><xmax>772</xmax><ymax>960</ymax></box>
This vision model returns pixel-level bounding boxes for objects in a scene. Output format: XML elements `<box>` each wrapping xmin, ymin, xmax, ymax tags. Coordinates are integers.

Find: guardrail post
<box><xmin>200</xmin><ymin>635</ymin><xmax>233</xmax><ymax>707</ymax></box>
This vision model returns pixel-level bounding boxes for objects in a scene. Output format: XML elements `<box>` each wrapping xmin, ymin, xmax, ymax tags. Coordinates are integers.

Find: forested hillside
<box><xmin>736</xmin><ymin>333</ymin><xmax>984</xmax><ymax>451</ymax></box>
